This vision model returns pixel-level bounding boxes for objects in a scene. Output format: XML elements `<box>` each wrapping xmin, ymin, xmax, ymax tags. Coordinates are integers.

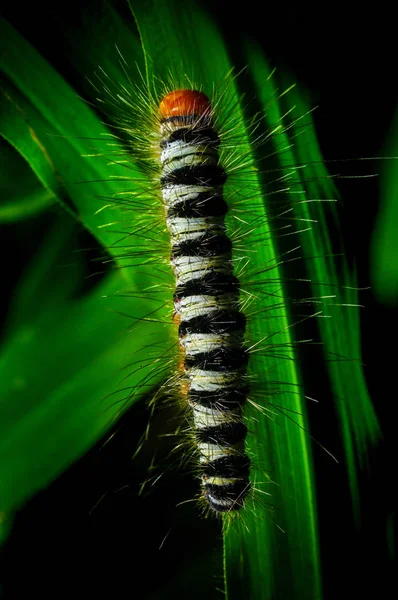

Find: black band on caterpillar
<box><xmin>174</xmin><ymin>272</ymin><xmax>240</xmax><ymax>300</ymax></box>
<box><xmin>171</xmin><ymin>233</ymin><xmax>232</xmax><ymax>258</ymax></box>
<box><xmin>189</xmin><ymin>387</ymin><xmax>249</xmax><ymax>410</ymax></box>
<box><xmin>159</xmin><ymin>89</ymin><xmax>251</xmax><ymax>514</ymax></box>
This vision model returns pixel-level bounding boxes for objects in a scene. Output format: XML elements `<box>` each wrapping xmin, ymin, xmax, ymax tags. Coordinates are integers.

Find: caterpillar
<box><xmin>92</xmin><ymin>58</ymin><xmax>367</xmax><ymax>528</ymax></box>
<box><xmin>97</xmin><ymin>70</ymin><xmax>335</xmax><ymax>528</ymax></box>
<box><xmin>158</xmin><ymin>89</ymin><xmax>251</xmax><ymax>513</ymax></box>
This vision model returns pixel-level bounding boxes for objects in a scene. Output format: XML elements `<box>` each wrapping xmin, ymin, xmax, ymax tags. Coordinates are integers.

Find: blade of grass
<box><xmin>131</xmin><ymin>2</ymin><xmax>321</xmax><ymax>599</ymax></box>
<box><xmin>371</xmin><ymin>106</ymin><xmax>398</xmax><ymax>305</ymax></box>
<box><xmin>0</xmin><ymin>19</ymin><xmax>152</xmax><ymax>281</ymax></box>
<box><xmin>0</xmin><ymin>139</ymin><xmax>56</xmax><ymax>223</ymax></box>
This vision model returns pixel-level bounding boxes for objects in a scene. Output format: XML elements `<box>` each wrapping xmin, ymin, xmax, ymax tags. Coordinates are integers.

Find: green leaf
<box><xmin>0</xmin><ymin>18</ymin><xmax>148</xmax><ymax>278</ymax></box>
<box><xmin>131</xmin><ymin>3</ymin><xmax>321</xmax><ymax>599</ymax></box>
<box><xmin>246</xmin><ymin>49</ymin><xmax>381</xmax><ymax>524</ymax></box>
<box><xmin>0</xmin><ymin>139</ymin><xmax>55</xmax><ymax>223</ymax></box>
<box><xmin>371</xmin><ymin>105</ymin><xmax>398</xmax><ymax>305</ymax></box>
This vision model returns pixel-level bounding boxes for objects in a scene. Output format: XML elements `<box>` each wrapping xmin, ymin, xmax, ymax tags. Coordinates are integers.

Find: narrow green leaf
<box><xmin>371</xmin><ymin>106</ymin><xmax>398</xmax><ymax>305</ymax></box>
<box><xmin>131</xmin><ymin>2</ymin><xmax>321</xmax><ymax>599</ymax></box>
<box><xmin>0</xmin><ymin>139</ymin><xmax>55</xmax><ymax>223</ymax></box>
<box><xmin>0</xmin><ymin>18</ymin><xmax>146</xmax><ymax>279</ymax></box>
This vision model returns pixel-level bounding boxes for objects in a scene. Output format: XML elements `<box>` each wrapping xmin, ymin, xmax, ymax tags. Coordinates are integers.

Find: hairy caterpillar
<box><xmin>158</xmin><ymin>89</ymin><xmax>251</xmax><ymax>513</ymax></box>
<box><xmin>92</xmin><ymin>69</ymin><xmax>338</xmax><ymax>526</ymax></box>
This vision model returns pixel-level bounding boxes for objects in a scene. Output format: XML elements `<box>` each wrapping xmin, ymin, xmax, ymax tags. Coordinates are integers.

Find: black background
<box><xmin>1</xmin><ymin>1</ymin><xmax>397</xmax><ymax>598</ymax></box>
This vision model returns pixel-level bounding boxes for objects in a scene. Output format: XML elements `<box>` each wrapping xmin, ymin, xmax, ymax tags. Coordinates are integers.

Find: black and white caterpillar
<box><xmin>158</xmin><ymin>89</ymin><xmax>251</xmax><ymax>514</ymax></box>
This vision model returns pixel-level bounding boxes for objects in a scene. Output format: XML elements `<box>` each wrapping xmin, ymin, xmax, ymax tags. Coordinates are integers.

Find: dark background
<box><xmin>1</xmin><ymin>1</ymin><xmax>397</xmax><ymax>598</ymax></box>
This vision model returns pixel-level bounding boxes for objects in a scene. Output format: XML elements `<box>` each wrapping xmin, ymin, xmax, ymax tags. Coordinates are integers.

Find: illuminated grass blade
<box><xmin>245</xmin><ymin>44</ymin><xmax>381</xmax><ymax>523</ymax></box>
<box><xmin>0</xmin><ymin>18</ymin><xmax>145</xmax><ymax>274</ymax></box>
<box><xmin>131</xmin><ymin>1</ymin><xmax>320</xmax><ymax>599</ymax></box>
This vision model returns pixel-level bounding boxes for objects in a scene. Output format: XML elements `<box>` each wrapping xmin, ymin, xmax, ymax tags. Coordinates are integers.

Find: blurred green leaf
<box><xmin>371</xmin><ymin>106</ymin><xmax>398</xmax><ymax>305</ymax></box>
<box><xmin>0</xmin><ymin>213</ymin><xmax>170</xmax><ymax>511</ymax></box>
<box><xmin>0</xmin><ymin>139</ymin><xmax>55</xmax><ymax>223</ymax></box>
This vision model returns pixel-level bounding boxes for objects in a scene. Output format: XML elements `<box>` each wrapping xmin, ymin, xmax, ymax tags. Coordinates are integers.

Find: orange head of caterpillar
<box><xmin>159</xmin><ymin>90</ymin><xmax>212</xmax><ymax>127</ymax></box>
